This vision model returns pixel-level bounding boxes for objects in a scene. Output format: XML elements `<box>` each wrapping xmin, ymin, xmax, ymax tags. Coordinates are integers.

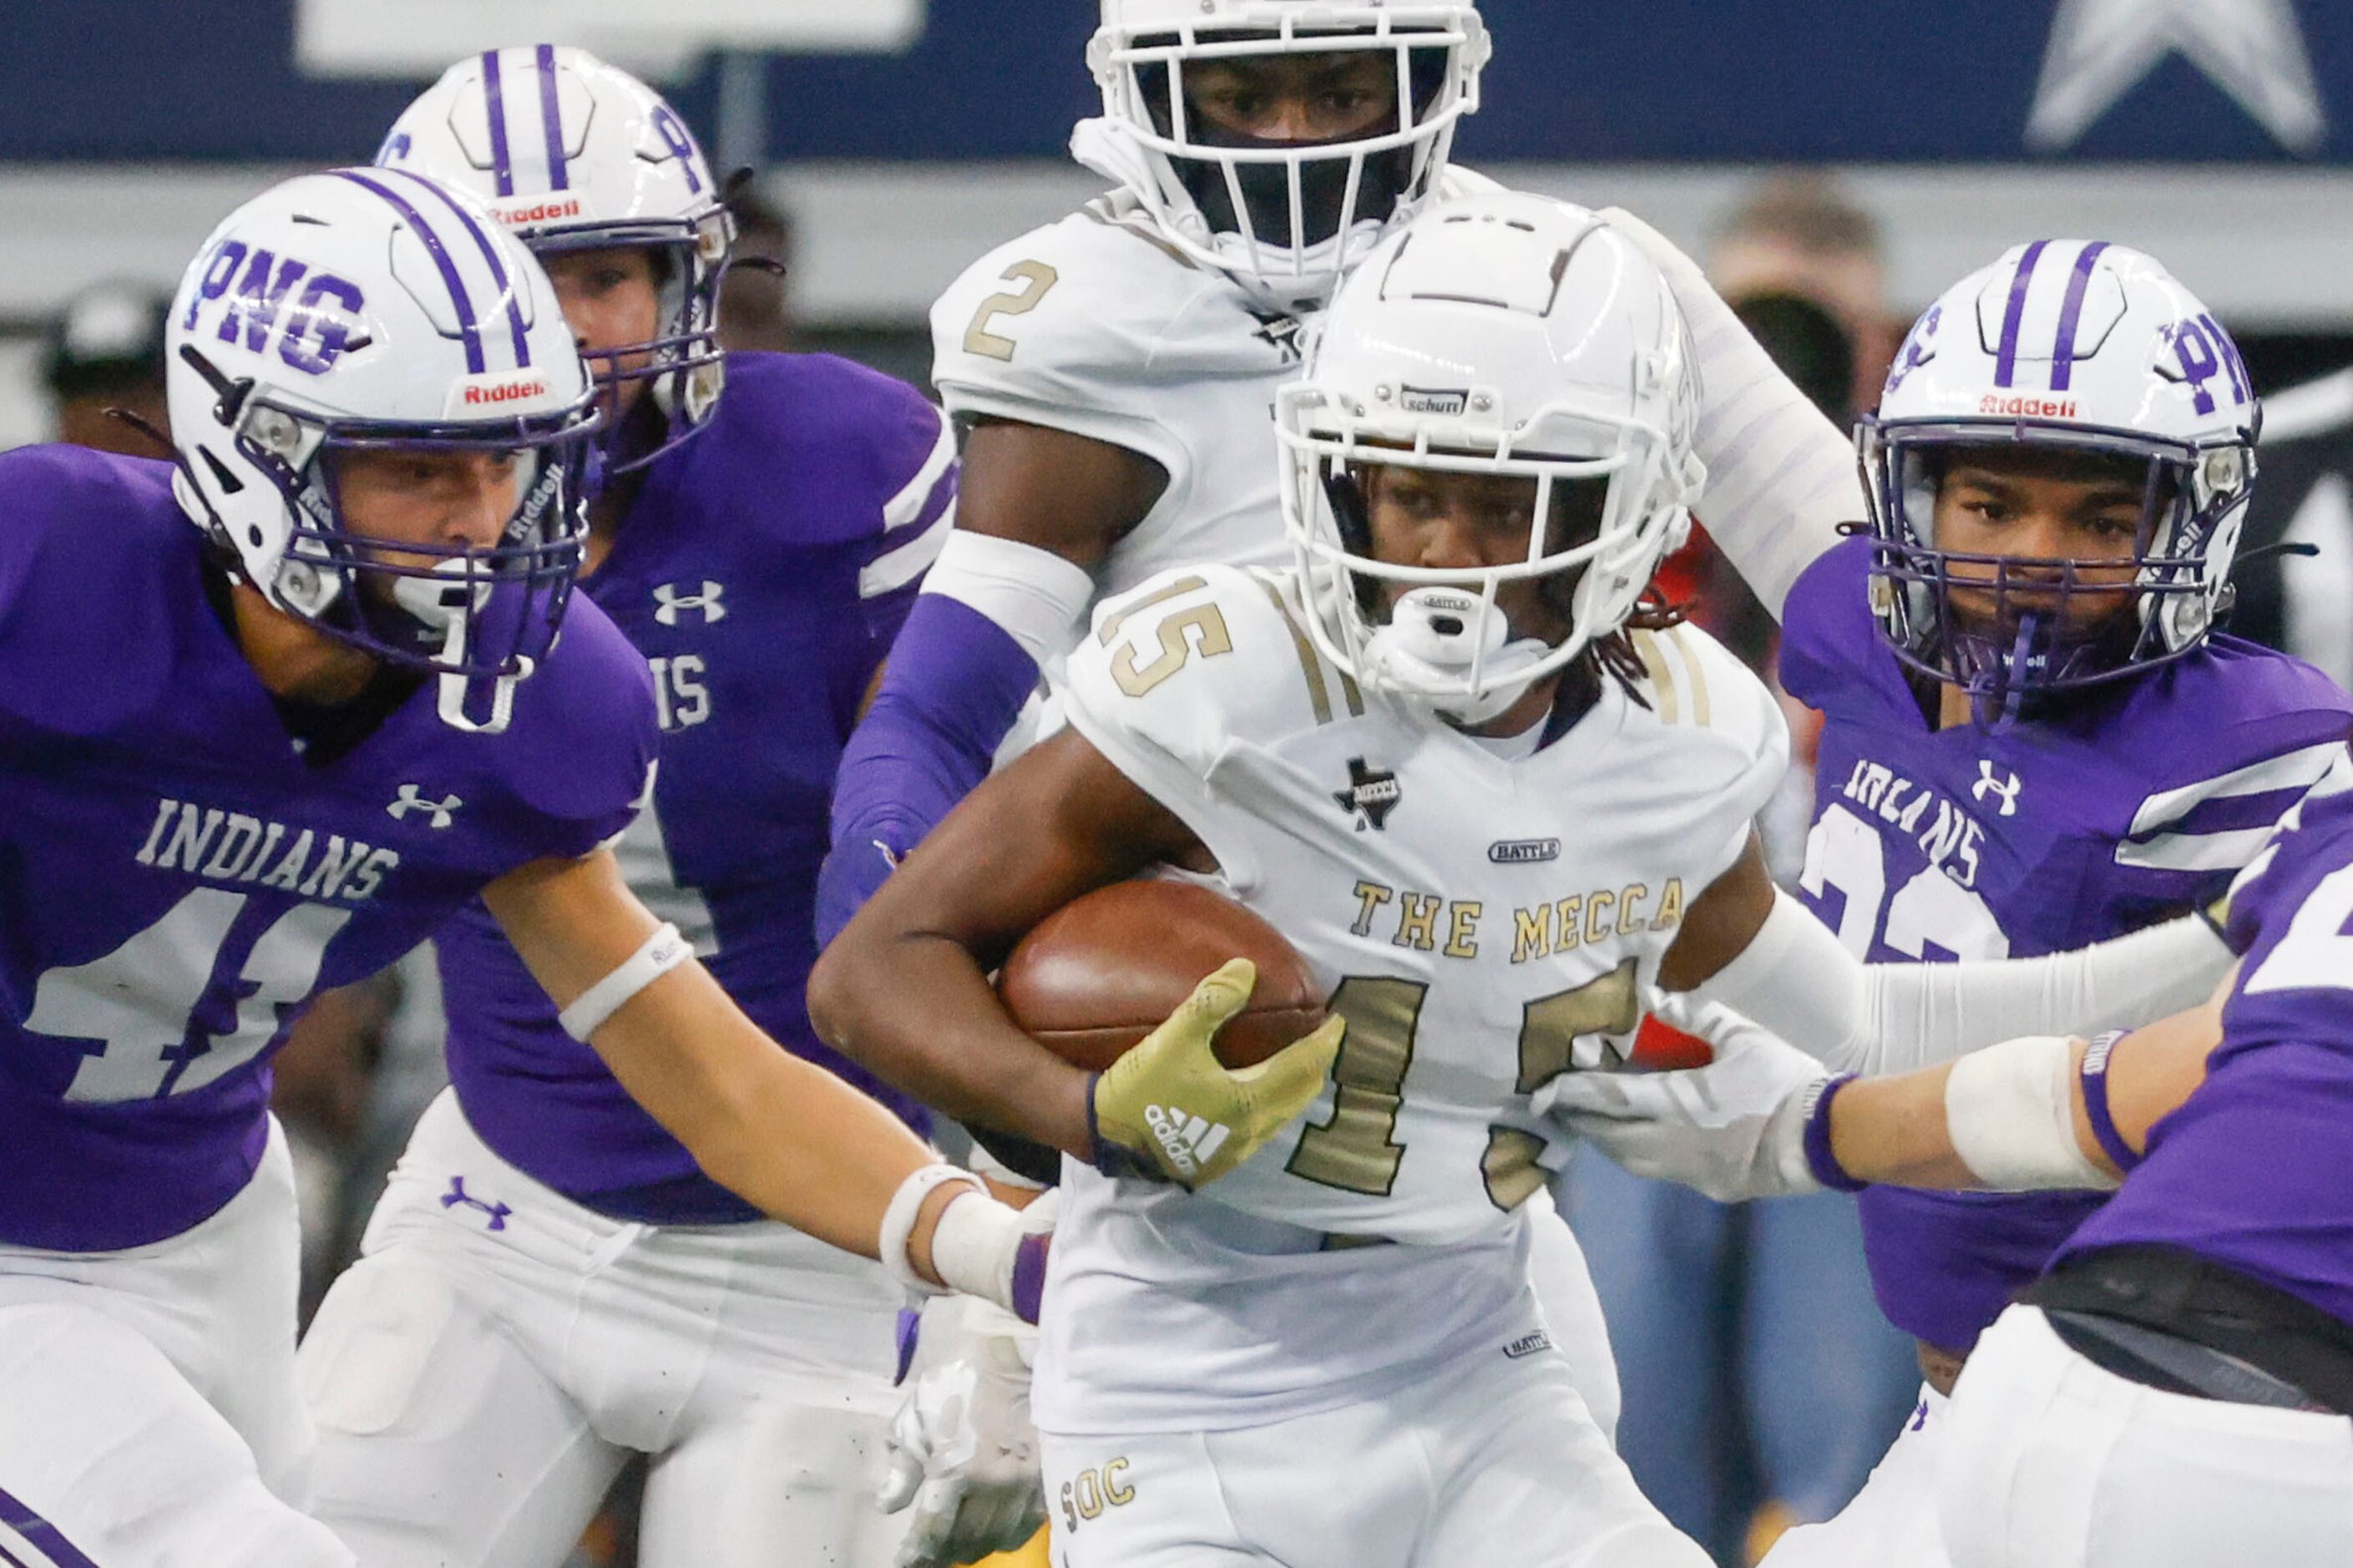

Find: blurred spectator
<box><xmin>43</xmin><ymin>280</ymin><xmax>171</xmax><ymax>453</ymax></box>
<box><xmin>719</xmin><ymin>180</ymin><xmax>796</xmax><ymax>353</ymax></box>
<box><xmin>1708</xmin><ymin>175</ymin><xmax>1900</xmax><ymax>417</ymax></box>
<box><xmin>2233</xmin><ymin>366</ymin><xmax>2353</xmax><ymax>690</ymax></box>
<box><xmin>1564</xmin><ymin>176</ymin><xmax>1919</xmax><ymax>1568</ymax></box>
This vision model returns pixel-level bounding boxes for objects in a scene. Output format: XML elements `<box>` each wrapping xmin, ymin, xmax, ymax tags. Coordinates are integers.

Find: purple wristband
<box><xmin>1801</xmin><ymin>1075</ymin><xmax>1867</xmax><ymax>1191</ymax></box>
<box><xmin>2078</xmin><ymin>1029</ymin><xmax>2144</xmax><ymax>1175</ymax></box>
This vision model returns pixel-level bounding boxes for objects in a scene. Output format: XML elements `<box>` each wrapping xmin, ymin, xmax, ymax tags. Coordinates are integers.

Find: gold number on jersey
<box><xmin>1287</xmin><ymin>976</ymin><xmax>1424</xmax><ymax>1196</ymax></box>
<box><xmin>1483</xmin><ymin>960</ymin><xmax>1642</xmax><ymax>1209</ymax></box>
<box><xmin>1110</xmin><ymin>602</ymin><xmax>1233</xmax><ymax>698</ymax></box>
<box><xmin>962</xmin><ymin>260</ymin><xmax>1061</xmax><ymax>362</ymax></box>
<box><xmin>1284</xmin><ymin>962</ymin><xmax>1642</xmax><ymax>1206</ymax></box>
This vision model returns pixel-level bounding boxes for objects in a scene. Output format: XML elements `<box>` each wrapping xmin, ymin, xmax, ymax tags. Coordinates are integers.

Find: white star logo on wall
<box><xmin>2027</xmin><ymin>0</ymin><xmax>2327</xmax><ymax>154</ymax></box>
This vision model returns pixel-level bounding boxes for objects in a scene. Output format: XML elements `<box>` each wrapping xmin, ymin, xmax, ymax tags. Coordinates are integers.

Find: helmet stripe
<box><xmin>382</xmin><ymin>166</ymin><xmax>534</xmax><ymax>371</ymax></box>
<box><xmin>479</xmin><ymin>49</ymin><xmax>515</xmax><ymax>198</ymax></box>
<box><xmin>1991</xmin><ymin>238</ymin><xmax>2050</xmax><ymax>391</ymax></box>
<box><xmin>2047</xmin><ymin>240</ymin><xmax>2111</xmax><ymax>393</ymax></box>
<box><xmin>534</xmin><ymin>44</ymin><xmax>569</xmax><ymax>192</ymax></box>
<box><xmin>333</xmin><ymin>169</ymin><xmax>485</xmax><ymax>375</ymax></box>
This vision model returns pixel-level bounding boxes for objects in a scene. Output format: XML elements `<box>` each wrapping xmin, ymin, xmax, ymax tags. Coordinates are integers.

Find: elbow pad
<box><xmin>1692</xmin><ymin>890</ymin><xmax>2235</xmax><ymax>1077</ymax></box>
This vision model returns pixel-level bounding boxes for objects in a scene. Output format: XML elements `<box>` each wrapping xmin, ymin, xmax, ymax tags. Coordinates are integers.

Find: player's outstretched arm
<box><xmin>1597</xmin><ymin>205</ymin><xmax>1860</xmax><ymax>618</ymax></box>
<box><xmin>482</xmin><ymin>850</ymin><xmax>1036</xmax><ymax>1310</ymax></box>
<box><xmin>1552</xmin><ymin>979</ymin><xmax>2229</xmax><ymax>1201</ymax></box>
<box><xmin>1656</xmin><ymin>835</ymin><xmax>2238</xmax><ymax>1075</ymax></box>
<box><xmin>816</xmin><ymin>421</ymin><xmax>1167</xmax><ymax>944</ymax></box>
<box><xmin>810</xmin><ymin>726</ymin><xmax>1339</xmax><ymax>1187</ymax></box>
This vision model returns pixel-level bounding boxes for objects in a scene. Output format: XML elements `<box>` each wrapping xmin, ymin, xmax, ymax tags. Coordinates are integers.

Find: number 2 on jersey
<box><xmin>1800</xmin><ymin>803</ymin><xmax>2008</xmax><ymax>962</ymax></box>
<box><xmin>963</xmin><ymin>260</ymin><xmax>1060</xmax><ymax>362</ymax></box>
<box><xmin>1288</xmin><ymin>962</ymin><xmax>1639</xmax><ymax>1206</ymax></box>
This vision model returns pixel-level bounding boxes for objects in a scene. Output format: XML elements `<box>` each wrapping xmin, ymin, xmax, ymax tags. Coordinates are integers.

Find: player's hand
<box><xmin>1090</xmin><ymin>959</ymin><xmax>1345</xmax><ymax>1188</ymax></box>
<box><xmin>1541</xmin><ymin>1003</ymin><xmax>1835</xmax><ymax>1202</ymax></box>
<box><xmin>879</xmin><ymin>1294</ymin><xmax>1047</xmax><ymax>1568</ymax></box>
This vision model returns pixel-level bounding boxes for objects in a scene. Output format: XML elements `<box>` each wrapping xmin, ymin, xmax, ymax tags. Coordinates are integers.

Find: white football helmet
<box><xmin>167</xmin><ymin>167</ymin><xmax>598</xmax><ymax>733</ymax></box>
<box><xmin>380</xmin><ymin>45</ymin><xmax>733</xmax><ymax>471</ymax></box>
<box><xmin>1278</xmin><ymin>194</ymin><xmax>1704</xmax><ymax>725</ymax></box>
<box><xmin>1085</xmin><ymin>0</ymin><xmax>1489</xmax><ymax>312</ymax></box>
<box><xmin>1865</xmin><ymin>241</ymin><xmax>2259</xmax><ymax>713</ymax></box>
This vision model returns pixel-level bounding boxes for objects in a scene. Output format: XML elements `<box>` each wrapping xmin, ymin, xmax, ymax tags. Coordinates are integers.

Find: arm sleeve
<box><xmin>1599</xmin><ymin>206</ymin><xmax>1861</xmax><ymax>618</ymax></box>
<box><xmin>1690</xmin><ymin>889</ymin><xmax>2236</xmax><ymax>1075</ymax></box>
<box><xmin>817</xmin><ymin>532</ymin><xmax>1097</xmax><ymax>945</ymax></box>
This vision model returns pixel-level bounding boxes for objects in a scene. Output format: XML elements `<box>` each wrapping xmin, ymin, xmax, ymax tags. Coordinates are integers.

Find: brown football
<box><xmin>999</xmin><ymin>879</ymin><xmax>1328</xmax><ymax>1073</ymax></box>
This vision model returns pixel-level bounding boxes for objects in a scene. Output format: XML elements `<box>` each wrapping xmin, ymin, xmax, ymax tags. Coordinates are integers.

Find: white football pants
<box><xmin>1526</xmin><ymin>1184</ymin><xmax>1623</xmax><ymax>1445</ymax></box>
<box><xmin>299</xmin><ymin>1090</ymin><xmax>910</xmax><ymax>1568</ymax></box>
<box><xmin>1760</xmin><ymin>1383</ymin><xmax>1951</xmax><ymax>1568</ymax></box>
<box><xmin>1040</xmin><ymin>1330</ymin><xmax>1703</xmax><ymax>1568</ymax></box>
<box><xmin>1938</xmin><ymin>1305</ymin><xmax>2353</xmax><ymax>1568</ymax></box>
<box><xmin>0</xmin><ymin>1120</ymin><xmax>353</xmax><ymax>1567</ymax></box>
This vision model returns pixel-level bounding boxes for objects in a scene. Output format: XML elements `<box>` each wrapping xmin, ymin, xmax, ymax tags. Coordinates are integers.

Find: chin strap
<box><xmin>392</xmin><ymin>562</ymin><xmax>524</xmax><ymax>735</ymax></box>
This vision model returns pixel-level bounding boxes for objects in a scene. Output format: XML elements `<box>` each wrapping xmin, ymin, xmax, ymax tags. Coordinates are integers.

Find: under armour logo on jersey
<box><xmin>439</xmin><ymin>1176</ymin><xmax>512</xmax><ymax>1232</ymax></box>
<box><xmin>1971</xmin><ymin>762</ymin><xmax>2023</xmax><ymax>817</ymax></box>
<box><xmin>652</xmin><ymin>581</ymin><xmax>727</xmax><ymax>625</ymax></box>
<box><xmin>1144</xmin><ymin>1104</ymin><xmax>1230</xmax><ymax>1181</ymax></box>
<box><xmin>1333</xmin><ymin>758</ymin><xmax>1401</xmax><ymax>832</ymax></box>
<box><xmin>387</xmin><ymin>785</ymin><xmax>463</xmax><ymax>828</ymax></box>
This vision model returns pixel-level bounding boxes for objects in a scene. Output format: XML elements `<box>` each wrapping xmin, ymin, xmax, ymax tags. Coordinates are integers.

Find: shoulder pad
<box><xmin>2112</xmin><ymin>646</ymin><xmax>2353</xmax><ymax>878</ymax></box>
<box><xmin>1627</xmin><ymin>621</ymin><xmax>1790</xmax><ymax>797</ymax></box>
<box><xmin>1064</xmin><ymin>564</ymin><xmax>1357</xmax><ymax>780</ymax></box>
<box><xmin>686</xmin><ymin>353</ymin><xmax>949</xmax><ymax>549</ymax></box>
<box><xmin>0</xmin><ymin>446</ymin><xmax>190</xmax><ymax>735</ymax></box>
<box><xmin>929</xmin><ymin>204</ymin><xmax>1281</xmax><ymax>468</ymax></box>
<box><xmin>1773</xmin><ymin>534</ymin><xmax>1877</xmax><ymax>710</ymax></box>
<box><xmin>493</xmin><ymin>595</ymin><xmax>661</xmax><ymax>832</ymax></box>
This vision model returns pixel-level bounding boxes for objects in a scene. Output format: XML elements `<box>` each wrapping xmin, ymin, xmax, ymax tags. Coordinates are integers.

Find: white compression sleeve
<box><xmin>1691</xmin><ymin>889</ymin><xmax>2235</xmax><ymax>1076</ymax></box>
<box><xmin>919</xmin><ymin>529</ymin><xmax>1097</xmax><ymax>666</ymax></box>
<box><xmin>1599</xmin><ymin>207</ymin><xmax>1861</xmax><ymax>617</ymax></box>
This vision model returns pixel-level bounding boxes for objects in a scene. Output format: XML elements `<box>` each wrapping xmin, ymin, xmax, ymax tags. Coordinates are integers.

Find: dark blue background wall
<box><xmin>5</xmin><ymin>2</ymin><xmax>2347</xmax><ymax>164</ymax></box>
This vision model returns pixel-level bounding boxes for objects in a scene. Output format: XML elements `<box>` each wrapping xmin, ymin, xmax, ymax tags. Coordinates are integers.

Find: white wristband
<box><xmin>927</xmin><ymin>1188</ymin><xmax>1028</xmax><ymax>1310</ymax></box>
<box><xmin>1944</xmin><ymin>1034</ymin><xmax>2118</xmax><ymax>1192</ymax></box>
<box><xmin>880</xmin><ymin>1163</ymin><xmax>987</xmax><ymax>1297</ymax></box>
<box><xmin>558</xmin><ymin>923</ymin><xmax>692</xmax><ymax>1041</ymax></box>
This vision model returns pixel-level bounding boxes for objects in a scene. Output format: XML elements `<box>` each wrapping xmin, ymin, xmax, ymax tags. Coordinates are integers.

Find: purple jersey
<box><xmin>0</xmin><ymin>445</ymin><xmax>655</xmax><ymax>1252</ymax></box>
<box><xmin>435</xmin><ymin>352</ymin><xmax>954</xmax><ymax>1224</ymax></box>
<box><xmin>1781</xmin><ymin>538</ymin><xmax>2351</xmax><ymax>1350</ymax></box>
<box><xmin>2057</xmin><ymin>781</ymin><xmax>2353</xmax><ymax>1327</ymax></box>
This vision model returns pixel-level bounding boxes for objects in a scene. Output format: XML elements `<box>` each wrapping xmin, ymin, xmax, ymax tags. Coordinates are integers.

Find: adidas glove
<box><xmin>1090</xmin><ymin>959</ymin><xmax>1345</xmax><ymax>1189</ymax></box>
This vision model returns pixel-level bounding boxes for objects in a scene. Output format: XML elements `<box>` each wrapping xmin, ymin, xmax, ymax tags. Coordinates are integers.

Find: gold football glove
<box><xmin>1090</xmin><ymin>959</ymin><xmax>1344</xmax><ymax>1189</ymax></box>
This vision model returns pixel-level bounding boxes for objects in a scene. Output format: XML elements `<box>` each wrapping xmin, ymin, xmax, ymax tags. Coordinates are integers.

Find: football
<box><xmin>999</xmin><ymin>878</ymin><xmax>1329</xmax><ymax>1073</ymax></box>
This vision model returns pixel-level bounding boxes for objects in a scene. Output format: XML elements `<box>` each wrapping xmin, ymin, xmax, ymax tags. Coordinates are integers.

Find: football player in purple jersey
<box><xmin>296</xmin><ymin>49</ymin><xmax>1045</xmax><ymax>1568</ymax></box>
<box><xmin>1553</xmin><ymin>777</ymin><xmax>2353</xmax><ymax>1568</ymax></box>
<box><xmin>1556</xmin><ymin>240</ymin><xmax>2353</xmax><ymax>1565</ymax></box>
<box><xmin>0</xmin><ymin>170</ymin><xmax>1052</xmax><ymax>1568</ymax></box>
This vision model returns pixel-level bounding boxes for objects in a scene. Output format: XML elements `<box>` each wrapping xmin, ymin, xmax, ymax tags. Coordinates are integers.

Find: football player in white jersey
<box><xmin>810</xmin><ymin>194</ymin><xmax>2251</xmax><ymax>1567</ymax></box>
<box><xmin>814</xmin><ymin>3</ymin><xmax>1657</xmax><ymax>1473</ymax></box>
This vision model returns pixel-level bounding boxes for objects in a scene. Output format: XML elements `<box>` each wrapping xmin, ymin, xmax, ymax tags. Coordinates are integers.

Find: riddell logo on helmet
<box><xmin>493</xmin><ymin>198</ymin><xmax>582</xmax><ymax>226</ymax></box>
<box><xmin>461</xmin><ymin>377</ymin><xmax>549</xmax><ymax>406</ymax></box>
<box><xmin>1980</xmin><ymin>394</ymin><xmax>2077</xmax><ymax>418</ymax></box>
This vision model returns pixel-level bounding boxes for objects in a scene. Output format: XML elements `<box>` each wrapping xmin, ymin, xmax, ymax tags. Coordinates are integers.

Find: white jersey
<box><xmin>930</xmin><ymin>174</ymin><xmax>1504</xmax><ymax>603</ymax></box>
<box><xmin>1035</xmin><ymin>564</ymin><xmax>1788</xmax><ymax>1433</ymax></box>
